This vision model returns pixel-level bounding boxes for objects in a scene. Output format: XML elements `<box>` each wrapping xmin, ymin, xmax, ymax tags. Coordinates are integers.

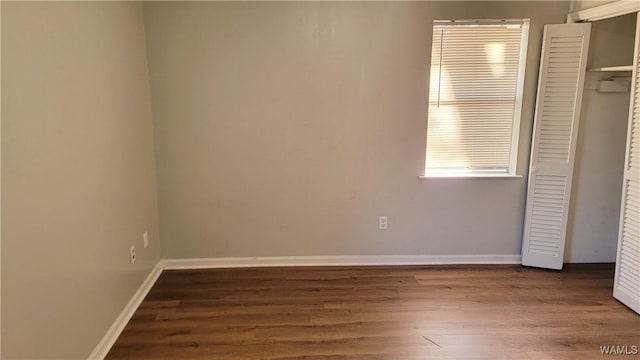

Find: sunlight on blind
<box><xmin>426</xmin><ymin>21</ymin><xmax>526</xmax><ymax>175</ymax></box>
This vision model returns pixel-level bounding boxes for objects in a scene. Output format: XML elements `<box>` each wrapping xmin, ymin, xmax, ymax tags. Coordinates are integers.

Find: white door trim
<box><xmin>567</xmin><ymin>0</ymin><xmax>640</xmax><ymax>23</ymax></box>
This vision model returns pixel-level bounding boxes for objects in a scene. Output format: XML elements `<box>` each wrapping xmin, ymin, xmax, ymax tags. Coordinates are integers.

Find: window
<box><xmin>424</xmin><ymin>19</ymin><xmax>529</xmax><ymax>177</ymax></box>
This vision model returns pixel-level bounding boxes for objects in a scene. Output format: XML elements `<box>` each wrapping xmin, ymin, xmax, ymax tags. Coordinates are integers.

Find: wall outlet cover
<box><xmin>130</xmin><ymin>245</ymin><xmax>136</xmax><ymax>264</ymax></box>
<box><xmin>379</xmin><ymin>216</ymin><xmax>388</xmax><ymax>230</ymax></box>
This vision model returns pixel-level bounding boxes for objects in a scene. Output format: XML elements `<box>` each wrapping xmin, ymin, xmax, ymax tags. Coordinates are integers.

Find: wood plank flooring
<box><xmin>107</xmin><ymin>264</ymin><xmax>640</xmax><ymax>359</ymax></box>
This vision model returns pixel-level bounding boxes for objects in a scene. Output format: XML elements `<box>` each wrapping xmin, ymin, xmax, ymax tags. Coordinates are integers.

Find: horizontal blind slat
<box><xmin>427</xmin><ymin>21</ymin><xmax>524</xmax><ymax>173</ymax></box>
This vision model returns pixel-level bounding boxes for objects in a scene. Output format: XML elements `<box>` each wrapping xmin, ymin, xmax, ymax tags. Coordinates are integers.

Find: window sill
<box><xmin>418</xmin><ymin>174</ymin><xmax>524</xmax><ymax>180</ymax></box>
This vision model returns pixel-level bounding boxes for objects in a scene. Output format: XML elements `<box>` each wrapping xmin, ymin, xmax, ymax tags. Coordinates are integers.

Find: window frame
<box><xmin>422</xmin><ymin>19</ymin><xmax>530</xmax><ymax>179</ymax></box>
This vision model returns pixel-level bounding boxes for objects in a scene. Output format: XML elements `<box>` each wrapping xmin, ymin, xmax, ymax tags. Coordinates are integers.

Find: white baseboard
<box><xmin>162</xmin><ymin>254</ymin><xmax>522</xmax><ymax>270</ymax></box>
<box><xmin>88</xmin><ymin>261</ymin><xmax>163</xmax><ymax>360</ymax></box>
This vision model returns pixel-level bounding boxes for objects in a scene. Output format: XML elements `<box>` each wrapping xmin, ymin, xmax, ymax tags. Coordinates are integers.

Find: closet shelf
<box><xmin>588</xmin><ymin>65</ymin><xmax>633</xmax><ymax>72</ymax></box>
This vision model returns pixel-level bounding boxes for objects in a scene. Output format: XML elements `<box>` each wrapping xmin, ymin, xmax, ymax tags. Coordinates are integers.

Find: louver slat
<box><xmin>614</xmin><ymin>13</ymin><xmax>640</xmax><ymax>315</ymax></box>
<box><xmin>535</xmin><ymin>36</ymin><xmax>583</xmax><ymax>164</ymax></box>
<box><xmin>527</xmin><ymin>175</ymin><xmax>567</xmax><ymax>257</ymax></box>
<box><xmin>616</xmin><ymin>179</ymin><xmax>640</xmax><ymax>306</ymax></box>
<box><xmin>521</xmin><ymin>24</ymin><xmax>591</xmax><ymax>270</ymax></box>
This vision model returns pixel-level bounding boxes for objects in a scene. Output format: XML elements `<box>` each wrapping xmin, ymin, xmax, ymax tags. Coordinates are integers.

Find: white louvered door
<box><xmin>614</xmin><ymin>13</ymin><xmax>640</xmax><ymax>315</ymax></box>
<box><xmin>521</xmin><ymin>24</ymin><xmax>591</xmax><ymax>270</ymax></box>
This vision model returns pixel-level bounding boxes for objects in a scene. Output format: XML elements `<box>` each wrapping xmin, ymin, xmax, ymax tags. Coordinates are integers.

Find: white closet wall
<box><xmin>565</xmin><ymin>13</ymin><xmax>636</xmax><ymax>263</ymax></box>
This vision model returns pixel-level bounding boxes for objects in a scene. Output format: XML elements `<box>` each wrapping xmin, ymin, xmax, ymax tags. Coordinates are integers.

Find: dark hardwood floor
<box><xmin>107</xmin><ymin>264</ymin><xmax>640</xmax><ymax>359</ymax></box>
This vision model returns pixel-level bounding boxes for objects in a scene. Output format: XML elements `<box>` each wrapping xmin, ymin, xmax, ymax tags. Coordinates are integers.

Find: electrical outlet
<box><xmin>130</xmin><ymin>245</ymin><xmax>136</xmax><ymax>264</ymax></box>
<box><xmin>379</xmin><ymin>216</ymin><xmax>388</xmax><ymax>230</ymax></box>
<box><xmin>143</xmin><ymin>231</ymin><xmax>149</xmax><ymax>249</ymax></box>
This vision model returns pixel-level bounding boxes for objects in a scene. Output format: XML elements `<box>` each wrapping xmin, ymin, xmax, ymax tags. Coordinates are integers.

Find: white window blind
<box><xmin>425</xmin><ymin>20</ymin><xmax>529</xmax><ymax>176</ymax></box>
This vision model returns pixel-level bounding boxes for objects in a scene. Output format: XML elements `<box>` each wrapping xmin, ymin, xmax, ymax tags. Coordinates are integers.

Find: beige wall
<box><xmin>2</xmin><ymin>2</ymin><xmax>160</xmax><ymax>358</ymax></box>
<box><xmin>143</xmin><ymin>1</ymin><xmax>570</xmax><ymax>259</ymax></box>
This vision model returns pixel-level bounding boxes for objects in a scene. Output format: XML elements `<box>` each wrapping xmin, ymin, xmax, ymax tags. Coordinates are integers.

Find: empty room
<box><xmin>1</xmin><ymin>0</ymin><xmax>639</xmax><ymax>359</ymax></box>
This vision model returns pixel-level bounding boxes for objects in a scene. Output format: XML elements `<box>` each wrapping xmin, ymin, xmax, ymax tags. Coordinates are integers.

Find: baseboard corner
<box><xmin>87</xmin><ymin>260</ymin><xmax>164</xmax><ymax>360</ymax></box>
